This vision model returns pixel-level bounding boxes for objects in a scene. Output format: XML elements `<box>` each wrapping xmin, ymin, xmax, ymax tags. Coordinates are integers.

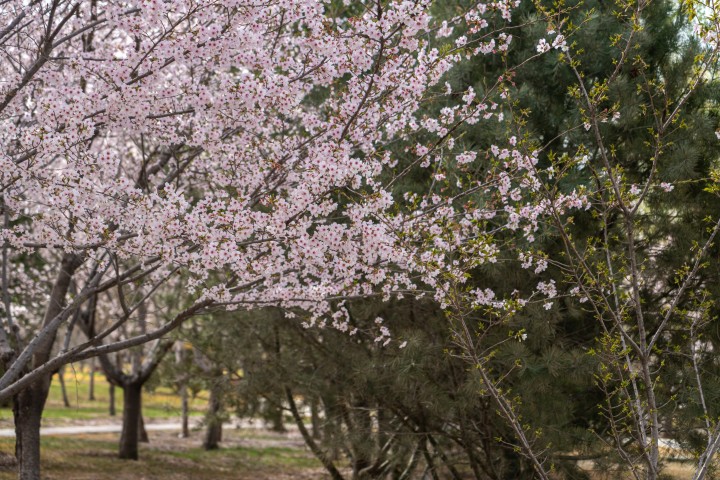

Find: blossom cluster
<box><xmin>0</xmin><ymin>0</ymin><xmax>522</xmax><ymax>339</ymax></box>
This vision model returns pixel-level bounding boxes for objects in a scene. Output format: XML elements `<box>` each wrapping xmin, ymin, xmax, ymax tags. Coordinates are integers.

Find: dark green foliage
<box><xmin>184</xmin><ymin>299</ymin><xmax>599</xmax><ymax>479</ymax></box>
<box><xmin>431</xmin><ymin>0</ymin><xmax>720</xmax><ymax>473</ymax></box>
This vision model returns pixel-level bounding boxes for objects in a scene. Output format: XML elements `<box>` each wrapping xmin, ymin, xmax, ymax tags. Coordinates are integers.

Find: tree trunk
<box><xmin>175</xmin><ymin>343</ymin><xmax>190</xmax><ymax>438</ymax></box>
<box><xmin>345</xmin><ymin>400</ymin><xmax>372</xmax><ymax>478</ymax></box>
<box><xmin>311</xmin><ymin>396</ymin><xmax>321</xmax><ymax>440</ymax></box>
<box><xmin>13</xmin><ymin>378</ymin><xmax>51</xmax><ymax>480</ymax></box>
<box><xmin>268</xmin><ymin>400</ymin><xmax>287</xmax><ymax>433</ymax></box>
<box><xmin>180</xmin><ymin>384</ymin><xmax>189</xmax><ymax>438</ymax></box>
<box><xmin>88</xmin><ymin>358</ymin><xmax>95</xmax><ymax>401</ymax></box>
<box><xmin>138</xmin><ymin>412</ymin><xmax>149</xmax><ymax>443</ymax></box>
<box><xmin>108</xmin><ymin>383</ymin><xmax>116</xmax><ymax>416</ymax></box>
<box><xmin>322</xmin><ymin>396</ymin><xmax>342</xmax><ymax>462</ymax></box>
<box><xmin>287</xmin><ymin>387</ymin><xmax>345</xmax><ymax>480</ymax></box>
<box><xmin>12</xmin><ymin>253</ymin><xmax>84</xmax><ymax>479</ymax></box>
<box><xmin>203</xmin><ymin>384</ymin><xmax>223</xmax><ymax>450</ymax></box>
<box><xmin>57</xmin><ymin>368</ymin><xmax>70</xmax><ymax>408</ymax></box>
<box><xmin>119</xmin><ymin>383</ymin><xmax>142</xmax><ymax>460</ymax></box>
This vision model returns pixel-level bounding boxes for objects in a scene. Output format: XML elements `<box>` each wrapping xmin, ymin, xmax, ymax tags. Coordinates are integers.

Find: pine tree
<box><xmin>424</xmin><ymin>0</ymin><xmax>720</xmax><ymax>475</ymax></box>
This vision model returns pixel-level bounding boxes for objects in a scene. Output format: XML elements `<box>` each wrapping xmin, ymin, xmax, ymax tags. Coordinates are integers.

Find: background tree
<box><xmin>0</xmin><ymin>0</ymin><xmax>486</xmax><ymax>477</ymax></box>
<box><xmin>413</xmin><ymin>0</ymin><xmax>720</xmax><ymax>478</ymax></box>
<box><xmin>190</xmin><ymin>298</ymin><xmax>598</xmax><ymax>480</ymax></box>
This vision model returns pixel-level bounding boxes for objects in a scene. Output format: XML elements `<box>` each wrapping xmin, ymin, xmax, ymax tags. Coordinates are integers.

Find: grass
<box><xmin>0</xmin><ymin>429</ymin><xmax>327</xmax><ymax>479</ymax></box>
<box><xmin>0</xmin><ymin>366</ymin><xmax>208</xmax><ymax>425</ymax></box>
<box><xmin>0</xmin><ymin>430</ymin><xmax>696</xmax><ymax>480</ymax></box>
<box><xmin>0</xmin><ymin>367</ymin><xmax>327</xmax><ymax>479</ymax></box>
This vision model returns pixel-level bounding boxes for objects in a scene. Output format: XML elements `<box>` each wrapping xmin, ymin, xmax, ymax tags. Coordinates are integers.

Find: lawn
<box><xmin>0</xmin><ymin>367</ymin><xmax>329</xmax><ymax>479</ymax></box>
<box><xmin>0</xmin><ymin>365</ymin><xmax>208</xmax><ymax>426</ymax></box>
<box><xmin>0</xmin><ymin>429</ymin><xmax>327</xmax><ymax>479</ymax></box>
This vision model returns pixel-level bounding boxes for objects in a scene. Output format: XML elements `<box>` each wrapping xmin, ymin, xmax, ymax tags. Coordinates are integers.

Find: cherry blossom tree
<box><xmin>16</xmin><ymin>0</ymin><xmax>716</xmax><ymax>478</ymax></box>
<box><xmin>0</xmin><ymin>0</ymin><xmax>530</xmax><ymax>477</ymax></box>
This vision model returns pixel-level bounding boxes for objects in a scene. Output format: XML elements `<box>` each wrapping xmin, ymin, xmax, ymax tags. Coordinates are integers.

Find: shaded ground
<box><xmin>0</xmin><ymin>422</ymin><xmax>700</xmax><ymax>479</ymax></box>
<box><xmin>578</xmin><ymin>461</ymin><xmax>694</xmax><ymax>480</ymax></box>
<box><xmin>0</xmin><ymin>428</ymin><xmax>328</xmax><ymax>480</ymax></box>
<box><xmin>0</xmin><ymin>369</ymin><xmax>698</xmax><ymax>479</ymax></box>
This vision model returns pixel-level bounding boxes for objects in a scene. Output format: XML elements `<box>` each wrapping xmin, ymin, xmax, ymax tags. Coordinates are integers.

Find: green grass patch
<box><xmin>0</xmin><ymin>366</ymin><xmax>208</xmax><ymax>424</ymax></box>
<box><xmin>0</xmin><ymin>430</ymin><xmax>324</xmax><ymax>480</ymax></box>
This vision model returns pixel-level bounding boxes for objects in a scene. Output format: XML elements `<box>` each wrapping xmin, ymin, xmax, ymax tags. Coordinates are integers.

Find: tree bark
<box><xmin>119</xmin><ymin>382</ymin><xmax>143</xmax><ymax>460</ymax></box>
<box><xmin>311</xmin><ymin>396</ymin><xmax>321</xmax><ymax>440</ymax></box>
<box><xmin>13</xmin><ymin>378</ymin><xmax>50</xmax><ymax>480</ymax></box>
<box><xmin>180</xmin><ymin>384</ymin><xmax>189</xmax><ymax>438</ymax></box>
<box><xmin>138</xmin><ymin>412</ymin><xmax>149</xmax><ymax>443</ymax></box>
<box><xmin>287</xmin><ymin>387</ymin><xmax>345</xmax><ymax>480</ymax></box>
<box><xmin>348</xmin><ymin>400</ymin><xmax>372</xmax><ymax>477</ymax></box>
<box><xmin>98</xmin><ymin>340</ymin><xmax>172</xmax><ymax>460</ymax></box>
<box><xmin>12</xmin><ymin>253</ymin><xmax>84</xmax><ymax>479</ymax></box>
<box><xmin>203</xmin><ymin>383</ymin><xmax>223</xmax><ymax>450</ymax></box>
<box><xmin>88</xmin><ymin>358</ymin><xmax>95</xmax><ymax>401</ymax></box>
<box><xmin>57</xmin><ymin>368</ymin><xmax>70</xmax><ymax>408</ymax></box>
<box><xmin>175</xmin><ymin>342</ymin><xmax>190</xmax><ymax>438</ymax></box>
<box><xmin>268</xmin><ymin>399</ymin><xmax>286</xmax><ymax>433</ymax></box>
<box><xmin>108</xmin><ymin>383</ymin><xmax>116</xmax><ymax>416</ymax></box>
<box><xmin>322</xmin><ymin>395</ymin><xmax>342</xmax><ymax>462</ymax></box>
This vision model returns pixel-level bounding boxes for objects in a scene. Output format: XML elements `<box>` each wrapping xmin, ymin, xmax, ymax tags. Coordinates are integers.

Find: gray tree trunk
<box><xmin>268</xmin><ymin>400</ymin><xmax>287</xmax><ymax>433</ymax></box>
<box><xmin>180</xmin><ymin>384</ymin><xmax>189</xmax><ymax>438</ymax></box>
<box><xmin>138</xmin><ymin>412</ymin><xmax>149</xmax><ymax>443</ymax></box>
<box><xmin>12</xmin><ymin>253</ymin><xmax>83</xmax><ymax>479</ymax></box>
<box><xmin>175</xmin><ymin>342</ymin><xmax>190</xmax><ymax>438</ymax></box>
<box><xmin>119</xmin><ymin>383</ymin><xmax>143</xmax><ymax>460</ymax></box>
<box><xmin>99</xmin><ymin>339</ymin><xmax>172</xmax><ymax>460</ymax></box>
<box><xmin>203</xmin><ymin>383</ymin><xmax>223</xmax><ymax>450</ymax></box>
<box><xmin>108</xmin><ymin>383</ymin><xmax>116</xmax><ymax>416</ymax></box>
<box><xmin>13</xmin><ymin>378</ymin><xmax>51</xmax><ymax>480</ymax></box>
<box><xmin>57</xmin><ymin>368</ymin><xmax>70</xmax><ymax>408</ymax></box>
<box><xmin>88</xmin><ymin>358</ymin><xmax>95</xmax><ymax>401</ymax></box>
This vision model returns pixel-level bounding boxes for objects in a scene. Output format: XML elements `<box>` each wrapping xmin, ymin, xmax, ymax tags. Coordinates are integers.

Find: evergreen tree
<box><xmin>422</xmin><ymin>0</ymin><xmax>720</xmax><ymax>475</ymax></box>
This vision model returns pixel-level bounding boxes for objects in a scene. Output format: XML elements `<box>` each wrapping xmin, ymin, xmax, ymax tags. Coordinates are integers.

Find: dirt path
<box><xmin>0</xmin><ymin>419</ymin><xmax>267</xmax><ymax>437</ymax></box>
<box><xmin>0</xmin><ymin>422</ymin><xmax>189</xmax><ymax>437</ymax></box>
